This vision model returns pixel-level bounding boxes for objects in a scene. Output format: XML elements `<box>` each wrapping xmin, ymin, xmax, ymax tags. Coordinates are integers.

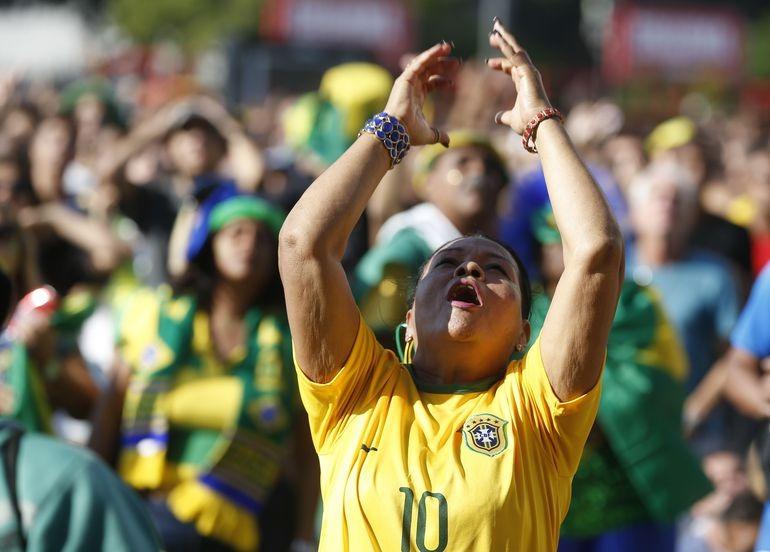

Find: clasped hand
<box><xmin>382</xmin><ymin>19</ymin><xmax>553</xmax><ymax>146</ymax></box>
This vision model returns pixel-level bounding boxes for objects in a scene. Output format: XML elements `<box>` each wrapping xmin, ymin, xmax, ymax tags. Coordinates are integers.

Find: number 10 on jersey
<box><xmin>399</xmin><ymin>487</ymin><xmax>448</xmax><ymax>552</ymax></box>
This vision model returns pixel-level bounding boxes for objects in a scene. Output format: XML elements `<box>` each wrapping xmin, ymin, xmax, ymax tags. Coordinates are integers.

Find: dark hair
<box><xmin>0</xmin><ymin>267</ymin><xmax>11</xmax><ymax>325</ymax></box>
<box><xmin>172</xmin><ymin>238</ymin><xmax>218</xmax><ymax>307</ymax></box>
<box><xmin>165</xmin><ymin>114</ymin><xmax>227</xmax><ymax>154</ymax></box>
<box><xmin>409</xmin><ymin>233</ymin><xmax>532</xmax><ymax>320</ymax></box>
<box><xmin>721</xmin><ymin>490</ymin><xmax>763</xmax><ymax>523</ymax></box>
<box><xmin>171</xmin><ymin>229</ymin><xmax>284</xmax><ymax>311</ymax></box>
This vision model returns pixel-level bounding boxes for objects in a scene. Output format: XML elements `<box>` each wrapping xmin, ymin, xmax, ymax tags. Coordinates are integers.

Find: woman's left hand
<box><xmin>486</xmin><ymin>19</ymin><xmax>552</xmax><ymax>135</ymax></box>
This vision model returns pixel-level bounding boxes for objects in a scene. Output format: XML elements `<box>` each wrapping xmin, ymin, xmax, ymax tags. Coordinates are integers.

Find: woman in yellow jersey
<box><xmin>278</xmin><ymin>20</ymin><xmax>624</xmax><ymax>552</ymax></box>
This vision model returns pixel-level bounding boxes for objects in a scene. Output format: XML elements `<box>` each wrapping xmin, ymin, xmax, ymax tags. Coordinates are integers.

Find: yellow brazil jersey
<box><xmin>296</xmin><ymin>315</ymin><xmax>602</xmax><ymax>552</ymax></box>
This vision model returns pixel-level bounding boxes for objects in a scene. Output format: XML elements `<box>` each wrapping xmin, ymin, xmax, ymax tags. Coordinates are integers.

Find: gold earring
<box><xmin>515</xmin><ymin>344</ymin><xmax>523</xmax><ymax>352</ymax></box>
<box><xmin>405</xmin><ymin>337</ymin><xmax>415</xmax><ymax>364</ymax></box>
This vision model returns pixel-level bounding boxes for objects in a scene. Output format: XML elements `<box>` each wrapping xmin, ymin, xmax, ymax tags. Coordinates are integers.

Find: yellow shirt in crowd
<box><xmin>296</xmin><ymin>315</ymin><xmax>602</xmax><ymax>552</ymax></box>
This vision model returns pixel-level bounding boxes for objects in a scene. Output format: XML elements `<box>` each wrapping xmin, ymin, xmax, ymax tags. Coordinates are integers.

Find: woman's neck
<box><xmin>411</xmin><ymin>340</ymin><xmax>509</xmax><ymax>386</ymax></box>
<box><xmin>208</xmin><ymin>280</ymin><xmax>258</xmax><ymax>360</ymax></box>
<box><xmin>210</xmin><ymin>280</ymin><xmax>257</xmax><ymax>319</ymax></box>
<box><xmin>635</xmin><ymin>234</ymin><xmax>684</xmax><ymax>267</ymax></box>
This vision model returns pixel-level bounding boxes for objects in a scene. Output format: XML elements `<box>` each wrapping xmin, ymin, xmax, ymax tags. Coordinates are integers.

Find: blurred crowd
<box><xmin>0</xmin><ymin>52</ymin><xmax>770</xmax><ymax>552</ymax></box>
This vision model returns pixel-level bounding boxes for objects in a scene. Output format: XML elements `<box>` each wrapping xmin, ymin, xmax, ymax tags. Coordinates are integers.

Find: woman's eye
<box><xmin>435</xmin><ymin>258</ymin><xmax>455</xmax><ymax>268</ymax></box>
<box><xmin>487</xmin><ymin>264</ymin><xmax>507</xmax><ymax>275</ymax></box>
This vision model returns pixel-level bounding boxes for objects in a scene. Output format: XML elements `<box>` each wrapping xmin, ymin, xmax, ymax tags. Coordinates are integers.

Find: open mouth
<box><xmin>446</xmin><ymin>279</ymin><xmax>482</xmax><ymax>308</ymax></box>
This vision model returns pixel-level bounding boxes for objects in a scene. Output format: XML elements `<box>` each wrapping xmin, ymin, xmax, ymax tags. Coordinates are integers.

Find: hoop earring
<box><xmin>404</xmin><ymin>337</ymin><xmax>415</xmax><ymax>364</ymax></box>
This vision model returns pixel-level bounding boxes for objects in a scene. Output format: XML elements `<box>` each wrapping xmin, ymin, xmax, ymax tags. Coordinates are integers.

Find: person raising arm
<box><xmin>279</xmin><ymin>20</ymin><xmax>623</xmax><ymax>552</ymax></box>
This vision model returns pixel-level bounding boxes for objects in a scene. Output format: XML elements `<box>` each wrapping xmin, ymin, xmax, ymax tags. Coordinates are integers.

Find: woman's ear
<box><xmin>405</xmin><ymin>308</ymin><xmax>416</xmax><ymax>344</ymax></box>
<box><xmin>519</xmin><ymin>320</ymin><xmax>531</xmax><ymax>349</ymax></box>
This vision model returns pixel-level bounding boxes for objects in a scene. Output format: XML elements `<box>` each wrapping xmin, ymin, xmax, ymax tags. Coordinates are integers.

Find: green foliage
<box><xmin>747</xmin><ymin>13</ymin><xmax>770</xmax><ymax>77</ymax></box>
<box><xmin>412</xmin><ymin>0</ymin><xmax>478</xmax><ymax>56</ymax></box>
<box><xmin>109</xmin><ymin>0</ymin><xmax>263</xmax><ymax>53</ymax></box>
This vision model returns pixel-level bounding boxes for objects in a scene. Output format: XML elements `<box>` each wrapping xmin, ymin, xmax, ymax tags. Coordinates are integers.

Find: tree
<box><xmin>109</xmin><ymin>0</ymin><xmax>263</xmax><ymax>53</ymax></box>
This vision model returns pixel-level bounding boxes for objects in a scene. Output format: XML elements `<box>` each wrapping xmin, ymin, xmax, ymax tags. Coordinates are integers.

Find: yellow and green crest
<box><xmin>462</xmin><ymin>413</ymin><xmax>509</xmax><ymax>457</ymax></box>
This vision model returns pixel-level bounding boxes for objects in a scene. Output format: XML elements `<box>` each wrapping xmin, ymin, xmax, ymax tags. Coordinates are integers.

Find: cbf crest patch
<box><xmin>462</xmin><ymin>413</ymin><xmax>509</xmax><ymax>457</ymax></box>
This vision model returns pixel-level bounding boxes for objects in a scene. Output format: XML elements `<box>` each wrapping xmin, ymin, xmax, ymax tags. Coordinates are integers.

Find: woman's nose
<box><xmin>455</xmin><ymin>261</ymin><xmax>485</xmax><ymax>280</ymax></box>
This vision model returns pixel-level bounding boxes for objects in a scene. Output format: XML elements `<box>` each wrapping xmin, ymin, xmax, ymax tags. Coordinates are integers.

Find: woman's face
<box><xmin>424</xmin><ymin>146</ymin><xmax>506</xmax><ymax>226</ymax></box>
<box><xmin>212</xmin><ymin>219</ymin><xmax>276</xmax><ymax>292</ymax></box>
<box><xmin>408</xmin><ymin>236</ymin><xmax>528</xmax><ymax>355</ymax></box>
<box><xmin>167</xmin><ymin>127</ymin><xmax>224</xmax><ymax>178</ymax></box>
<box><xmin>30</xmin><ymin>117</ymin><xmax>72</xmax><ymax>168</ymax></box>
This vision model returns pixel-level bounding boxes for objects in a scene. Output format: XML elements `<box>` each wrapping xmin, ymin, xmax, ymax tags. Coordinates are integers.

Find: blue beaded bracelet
<box><xmin>359</xmin><ymin>112</ymin><xmax>411</xmax><ymax>168</ymax></box>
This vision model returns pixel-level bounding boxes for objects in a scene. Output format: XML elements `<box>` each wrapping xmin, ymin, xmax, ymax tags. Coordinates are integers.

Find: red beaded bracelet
<box><xmin>522</xmin><ymin>107</ymin><xmax>564</xmax><ymax>154</ymax></box>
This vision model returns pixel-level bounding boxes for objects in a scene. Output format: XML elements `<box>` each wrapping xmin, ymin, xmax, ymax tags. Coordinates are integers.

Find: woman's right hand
<box><xmin>383</xmin><ymin>42</ymin><xmax>459</xmax><ymax>147</ymax></box>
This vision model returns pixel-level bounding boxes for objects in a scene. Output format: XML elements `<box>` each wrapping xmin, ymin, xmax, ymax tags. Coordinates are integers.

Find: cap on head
<box><xmin>645</xmin><ymin>116</ymin><xmax>696</xmax><ymax>157</ymax></box>
<box><xmin>186</xmin><ymin>189</ymin><xmax>285</xmax><ymax>262</ymax></box>
<box><xmin>412</xmin><ymin>130</ymin><xmax>508</xmax><ymax>194</ymax></box>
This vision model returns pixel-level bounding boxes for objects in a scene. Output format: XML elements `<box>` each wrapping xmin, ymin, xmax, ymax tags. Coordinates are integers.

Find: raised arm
<box><xmin>279</xmin><ymin>43</ymin><xmax>457</xmax><ymax>383</ymax></box>
<box><xmin>489</xmin><ymin>21</ymin><xmax>624</xmax><ymax>401</ymax></box>
<box><xmin>191</xmin><ymin>96</ymin><xmax>265</xmax><ymax>191</ymax></box>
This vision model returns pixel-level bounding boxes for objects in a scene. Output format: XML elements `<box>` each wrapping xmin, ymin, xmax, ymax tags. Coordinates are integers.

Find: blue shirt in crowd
<box><xmin>627</xmin><ymin>247</ymin><xmax>739</xmax><ymax>392</ymax></box>
<box><xmin>732</xmin><ymin>263</ymin><xmax>770</xmax><ymax>357</ymax></box>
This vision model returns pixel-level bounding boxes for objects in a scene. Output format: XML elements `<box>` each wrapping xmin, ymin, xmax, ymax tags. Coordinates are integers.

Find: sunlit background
<box><xmin>0</xmin><ymin>0</ymin><xmax>766</xmax><ymax>119</ymax></box>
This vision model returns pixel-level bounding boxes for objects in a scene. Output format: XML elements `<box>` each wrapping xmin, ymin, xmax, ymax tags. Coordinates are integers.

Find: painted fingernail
<box><xmin>449</xmin><ymin>40</ymin><xmax>455</xmax><ymax>49</ymax></box>
<box><xmin>484</xmin><ymin>58</ymin><xmax>489</xmax><ymax>64</ymax></box>
<box><xmin>494</xmin><ymin>111</ymin><xmax>504</xmax><ymax>124</ymax></box>
<box><xmin>493</xmin><ymin>16</ymin><xmax>500</xmax><ymax>24</ymax></box>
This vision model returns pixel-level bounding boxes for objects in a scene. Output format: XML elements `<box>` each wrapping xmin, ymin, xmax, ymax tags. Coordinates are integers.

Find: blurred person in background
<box><xmin>645</xmin><ymin>117</ymin><xmax>752</xmax><ymax>285</ymax></box>
<box><xmin>352</xmin><ymin>131</ymin><xmax>509</xmax><ymax>347</ymax></box>
<box><xmin>524</xmin><ymin>204</ymin><xmax>710</xmax><ymax>552</ymax></box>
<box><xmin>0</xmin><ymin>267</ymin><xmax>162</xmax><ymax>551</ymax></box>
<box><xmin>678</xmin><ymin>452</ymin><xmax>761</xmax><ymax>552</ymax></box>
<box><xmin>57</xmin><ymin>79</ymin><xmax>126</xmax><ymax>203</ymax></box>
<box><xmin>602</xmin><ymin>133</ymin><xmax>647</xmax><ymax>194</ymax></box>
<box><xmin>281</xmin><ymin>62</ymin><xmax>394</xmax><ymax>271</ymax></box>
<box><xmin>19</xmin><ymin>113</ymin><xmax>130</xmax><ymax>294</ymax></box>
<box><xmin>6</xmin><ymin>110</ymin><xmax>130</xmax><ymax>442</ymax></box>
<box><xmin>0</xmin><ymin>102</ymin><xmax>39</xmax><ymax>155</ymax></box>
<box><xmin>626</xmin><ymin>160</ymin><xmax>743</xmax><ymax>456</ymax></box>
<box><xmin>0</xmin><ymin>139</ymin><xmax>32</xmax><ymax>211</ymax></box>
<box><xmin>90</xmin><ymin>191</ymin><xmax>318</xmax><ymax>552</ymax></box>
<box><xmin>0</xmin><ymin>163</ymin><xmax>100</xmax><ymax>433</ymax></box>
<box><xmin>732</xmin><ymin>144</ymin><xmax>770</xmax><ymax>276</ymax></box>
<box><xmin>720</xmin><ymin>263</ymin><xmax>770</xmax><ymax>550</ymax></box>
<box><xmin>97</xmin><ymin>94</ymin><xmax>265</xmax><ymax>278</ymax></box>
<box><xmin>100</xmin><ymin>94</ymin><xmax>263</xmax><ymax>202</ymax></box>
